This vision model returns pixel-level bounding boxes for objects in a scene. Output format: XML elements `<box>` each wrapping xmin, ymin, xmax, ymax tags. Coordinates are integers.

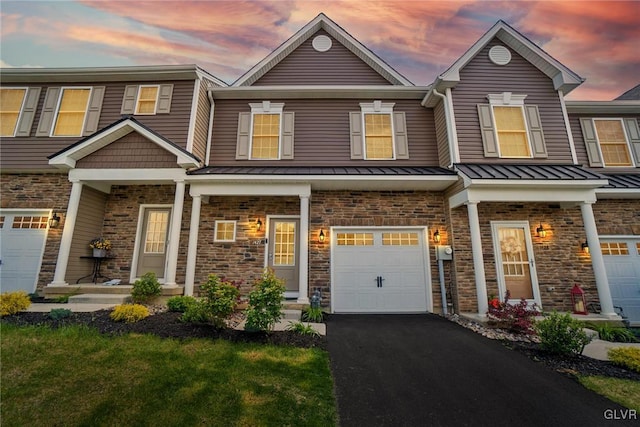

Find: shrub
<box><xmin>245</xmin><ymin>269</ymin><xmax>285</xmax><ymax>332</ymax></box>
<box><xmin>536</xmin><ymin>311</ymin><xmax>592</xmax><ymax>355</ymax></box>
<box><xmin>487</xmin><ymin>291</ymin><xmax>540</xmax><ymax>334</ymax></box>
<box><xmin>302</xmin><ymin>306</ymin><xmax>325</xmax><ymax>323</ymax></box>
<box><xmin>608</xmin><ymin>347</ymin><xmax>640</xmax><ymax>373</ymax></box>
<box><xmin>0</xmin><ymin>291</ymin><xmax>32</xmax><ymax>316</ymax></box>
<box><xmin>110</xmin><ymin>304</ymin><xmax>150</xmax><ymax>323</ymax></box>
<box><xmin>589</xmin><ymin>323</ymin><xmax>638</xmax><ymax>343</ymax></box>
<box><xmin>131</xmin><ymin>272</ymin><xmax>162</xmax><ymax>303</ymax></box>
<box><xmin>48</xmin><ymin>308</ymin><xmax>72</xmax><ymax>320</ymax></box>
<box><xmin>182</xmin><ymin>274</ymin><xmax>239</xmax><ymax>328</ymax></box>
<box><xmin>180</xmin><ymin>302</ymin><xmax>209</xmax><ymax>323</ymax></box>
<box><xmin>286</xmin><ymin>321</ymin><xmax>320</xmax><ymax>337</ymax></box>
<box><xmin>167</xmin><ymin>296</ymin><xmax>197</xmax><ymax>313</ymax></box>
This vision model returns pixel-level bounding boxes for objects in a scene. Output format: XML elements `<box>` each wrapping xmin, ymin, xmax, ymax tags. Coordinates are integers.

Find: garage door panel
<box><xmin>602</xmin><ymin>239</ymin><xmax>640</xmax><ymax>325</ymax></box>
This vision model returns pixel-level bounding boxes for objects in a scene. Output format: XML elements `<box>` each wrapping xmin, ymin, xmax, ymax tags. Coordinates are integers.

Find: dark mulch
<box><xmin>1</xmin><ymin>310</ymin><xmax>326</xmax><ymax>350</ymax></box>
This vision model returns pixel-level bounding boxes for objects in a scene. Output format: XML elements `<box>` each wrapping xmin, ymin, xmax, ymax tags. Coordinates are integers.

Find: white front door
<box><xmin>492</xmin><ymin>222</ymin><xmax>541</xmax><ymax>306</ymax></box>
<box><xmin>601</xmin><ymin>239</ymin><xmax>640</xmax><ymax>325</ymax></box>
<box><xmin>0</xmin><ymin>210</ymin><xmax>50</xmax><ymax>293</ymax></box>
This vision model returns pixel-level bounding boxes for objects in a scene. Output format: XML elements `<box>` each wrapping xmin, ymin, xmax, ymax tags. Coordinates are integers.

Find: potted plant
<box><xmin>89</xmin><ymin>237</ymin><xmax>111</xmax><ymax>257</ymax></box>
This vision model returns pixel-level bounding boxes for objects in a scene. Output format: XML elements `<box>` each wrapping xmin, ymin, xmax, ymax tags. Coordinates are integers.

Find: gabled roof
<box><xmin>615</xmin><ymin>84</ymin><xmax>640</xmax><ymax>100</ymax></box>
<box><xmin>48</xmin><ymin>117</ymin><xmax>201</xmax><ymax>170</ymax></box>
<box><xmin>434</xmin><ymin>20</ymin><xmax>584</xmax><ymax>94</ymax></box>
<box><xmin>233</xmin><ymin>13</ymin><xmax>413</xmax><ymax>87</ymax></box>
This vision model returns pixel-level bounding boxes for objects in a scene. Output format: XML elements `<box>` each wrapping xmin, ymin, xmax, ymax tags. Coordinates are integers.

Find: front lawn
<box><xmin>1</xmin><ymin>324</ymin><xmax>336</xmax><ymax>426</ymax></box>
<box><xmin>579</xmin><ymin>376</ymin><xmax>640</xmax><ymax>412</ymax></box>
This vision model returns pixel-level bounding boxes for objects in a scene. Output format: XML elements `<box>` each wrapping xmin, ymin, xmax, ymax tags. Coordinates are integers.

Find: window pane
<box><xmin>382</xmin><ymin>232</ymin><xmax>419</xmax><ymax>246</ymax></box>
<box><xmin>364</xmin><ymin>114</ymin><xmax>393</xmax><ymax>159</ymax></box>
<box><xmin>251</xmin><ymin>113</ymin><xmax>280</xmax><ymax>159</ymax></box>
<box><xmin>53</xmin><ymin>89</ymin><xmax>90</xmax><ymax>136</ymax></box>
<box><xmin>336</xmin><ymin>233</ymin><xmax>374</xmax><ymax>246</ymax></box>
<box><xmin>0</xmin><ymin>88</ymin><xmax>26</xmax><ymax>136</ymax></box>
<box><xmin>274</xmin><ymin>222</ymin><xmax>295</xmax><ymax>265</ymax></box>
<box><xmin>136</xmin><ymin>86</ymin><xmax>158</xmax><ymax>114</ymax></box>
<box><xmin>144</xmin><ymin>211</ymin><xmax>168</xmax><ymax>254</ymax></box>
<box><xmin>493</xmin><ymin>106</ymin><xmax>530</xmax><ymax>157</ymax></box>
<box><xmin>215</xmin><ymin>221</ymin><xmax>236</xmax><ymax>242</ymax></box>
<box><xmin>12</xmin><ymin>216</ymin><xmax>48</xmax><ymax>229</ymax></box>
<box><xmin>601</xmin><ymin>242</ymin><xmax>629</xmax><ymax>256</ymax></box>
<box><xmin>595</xmin><ymin>120</ymin><xmax>632</xmax><ymax>166</ymax></box>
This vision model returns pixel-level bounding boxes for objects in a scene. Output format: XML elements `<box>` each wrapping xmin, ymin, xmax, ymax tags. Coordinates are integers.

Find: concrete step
<box><xmin>282</xmin><ymin>309</ymin><xmax>302</xmax><ymax>320</ymax></box>
<box><xmin>68</xmin><ymin>294</ymin><xmax>131</xmax><ymax>304</ymax></box>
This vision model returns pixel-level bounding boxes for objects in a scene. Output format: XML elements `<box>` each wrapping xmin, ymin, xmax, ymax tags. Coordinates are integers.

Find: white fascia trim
<box><xmin>186</xmin><ymin>173</ymin><xmax>458</xmax><ymax>184</ymax></box>
<box><xmin>190</xmin><ymin>182</ymin><xmax>311</xmax><ymax>197</ymax></box>
<box><xmin>185</xmin><ymin>78</ymin><xmax>201</xmax><ymax>153</ymax></box>
<box><xmin>595</xmin><ymin>188</ymin><xmax>640</xmax><ymax>199</ymax></box>
<box><xmin>211</xmin><ymin>86</ymin><xmax>428</xmax><ymax>99</ymax></box>
<box><xmin>70</xmin><ymin>168</ymin><xmax>187</xmax><ymax>183</ymax></box>
<box><xmin>465</xmin><ymin>178</ymin><xmax>609</xmax><ymax>188</ymax></box>
<box><xmin>449</xmin><ymin>187</ymin><xmax>599</xmax><ymax>209</ymax></box>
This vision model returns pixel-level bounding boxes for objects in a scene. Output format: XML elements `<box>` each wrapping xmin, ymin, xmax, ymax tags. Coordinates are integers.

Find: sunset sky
<box><xmin>1</xmin><ymin>0</ymin><xmax>638</xmax><ymax>100</ymax></box>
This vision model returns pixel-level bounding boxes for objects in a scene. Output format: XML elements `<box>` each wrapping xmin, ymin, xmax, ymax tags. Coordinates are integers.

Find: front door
<box><xmin>136</xmin><ymin>208</ymin><xmax>171</xmax><ymax>279</ymax></box>
<box><xmin>492</xmin><ymin>222</ymin><xmax>541</xmax><ymax>306</ymax></box>
<box><xmin>268</xmin><ymin>218</ymin><xmax>300</xmax><ymax>295</ymax></box>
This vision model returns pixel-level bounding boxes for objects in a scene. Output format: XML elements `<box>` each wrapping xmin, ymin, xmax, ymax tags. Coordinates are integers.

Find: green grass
<box><xmin>579</xmin><ymin>376</ymin><xmax>640</xmax><ymax>412</ymax></box>
<box><xmin>1</xmin><ymin>324</ymin><xmax>336</xmax><ymax>426</ymax></box>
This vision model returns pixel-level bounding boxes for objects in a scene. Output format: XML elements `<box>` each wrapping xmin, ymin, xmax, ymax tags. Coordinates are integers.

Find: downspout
<box><xmin>205</xmin><ymin>90</ymin><xmax>215</xmax><ymax>166</ymax></box>
<box><xmin>445</xmin><ymin>88</ymin><xmax>460</xmax><ymax>165</ymax></box>
<box><xmin>438</xmin><ymin>256</ymin><xmax>448</xmax><ymax>315</ymax></box>
<box><xmin>430</xmin><ymin>88</ymin><xmax>460</xmax><ymax>167</ymax></box>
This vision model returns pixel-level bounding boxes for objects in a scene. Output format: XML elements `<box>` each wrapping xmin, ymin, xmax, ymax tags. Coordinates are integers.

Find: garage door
<box><xmin>601</xmin><ymin>239</ymin><xmax>640</xmax><ymax>326</ymax></box>
<box><xmin>332</xmin><ymin>228</ymin><xmax>430</xmax><ymax>313</ymax></box>
<box><xmin>0</xmin><ymin>210</ymin><xmax>50</xmax><ymax>294</ymax></box>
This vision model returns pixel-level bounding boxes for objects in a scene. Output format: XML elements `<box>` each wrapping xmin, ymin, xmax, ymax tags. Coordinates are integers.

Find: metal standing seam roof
<box><xmin>188</xmin><ymin>166</ymin><xmax>456</xmax><ymax>176</ymax></box>
<box><xmin>454</xmin><ymin>163</ymin><xmax>609</xmax><ymax>181</ymax></box>
<box><xmin>602</xmin><ymin>174</ymin><xmax>640</xmax><ymax>189</ymax></box>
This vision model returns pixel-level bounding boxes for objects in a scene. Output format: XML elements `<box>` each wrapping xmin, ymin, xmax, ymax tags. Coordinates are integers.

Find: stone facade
<box><xmin>593</xmin><ymin>199</ymin><xmax>640</xmax><ymax>236</ymax></box>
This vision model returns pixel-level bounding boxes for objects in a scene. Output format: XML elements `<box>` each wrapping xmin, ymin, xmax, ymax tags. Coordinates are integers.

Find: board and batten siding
<box><xmin>252</xmin><ymin>30</ymin><xmax>393</xmax><ymax>86</ymax></box>
<box><xmin>76</xmin><ymin>133</ymin><xmax>179</xmax><ymax>169</ymax></box>
<box><xmin>66</xmin><ymin>186</ymin><xmax>107</xmax><ymax>284</ymax></box>
<box><xmin>452</xmin><ymin>38</ymin><xmax>573</xmax><ymax>164</ymax></box>
<box><xmin>434</xmin><ymin>101</ymin><xmax>451</xmax><ymax>168</ymax></box>
<box><xmin>209</xmin><ymin>99</ymin><xmax>439</xmax><ymax>167</ymax></box>
<box><xmin>0</xmin><ymin>80</ymin><xmax>195</xmax><ymax>171</ymax></box>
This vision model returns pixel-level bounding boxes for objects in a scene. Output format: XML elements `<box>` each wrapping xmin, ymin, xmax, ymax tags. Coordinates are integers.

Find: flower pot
<box><xmin>93</xmin><ymin>248</ymin><xmax>107</xmax><ymax>258</ymax></box>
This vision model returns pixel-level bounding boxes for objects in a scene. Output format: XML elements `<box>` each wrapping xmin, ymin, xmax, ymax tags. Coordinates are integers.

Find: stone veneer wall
<box><xmin>1</xmin><ymin>174</ymin><xmax>72</xmax><ymax>290</ymax></box>
<box><xmin>592</xmin><ymin>199</ymin><xmax>640</xmax><ymax>236</ymax></box>
<box><xmin>449</xmin><ymin>202</ymin><xmax>598</xmax><ymax>313</ymax></box>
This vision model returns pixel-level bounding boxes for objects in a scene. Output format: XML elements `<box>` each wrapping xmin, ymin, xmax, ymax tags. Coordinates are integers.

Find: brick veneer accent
<box><xmin>1</xmin><ymin>173</ymin><xmax>72</xmax><ymax>290</ymax></box>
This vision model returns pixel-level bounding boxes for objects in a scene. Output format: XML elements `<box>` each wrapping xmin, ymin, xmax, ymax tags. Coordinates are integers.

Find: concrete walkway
<box><xmin>25</xmin><ymin>303</ymin><xmax>117</xmax><ymax>312</ymax></box>
<box><xmin>327</xmin><ymin>314</ymin><xmax>635</xmax><ymax>427</ymax></box>
<box><xmin>583</xmin><ymin>339</ymin><xmax>640</xmax><ymax>361</ymax></box>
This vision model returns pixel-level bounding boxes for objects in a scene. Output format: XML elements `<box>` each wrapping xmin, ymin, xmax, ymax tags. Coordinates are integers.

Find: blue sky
<box><xmin>1</xmin><ymin>0</ymin><xmax>639</xmax><ymax>99</ymax></box>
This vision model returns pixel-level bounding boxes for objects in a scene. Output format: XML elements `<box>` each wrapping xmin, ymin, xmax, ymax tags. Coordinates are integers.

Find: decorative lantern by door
<box><xmin>570</xmin><ymin>284</ymin><xmax>588</xmax><ymax>315</ymax></box>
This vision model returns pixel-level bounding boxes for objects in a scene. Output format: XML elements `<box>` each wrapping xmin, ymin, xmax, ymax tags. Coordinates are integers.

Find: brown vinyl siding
<box><xmin>569</xmin><ymin>112</ymin><xmax>640</xmax><ymax>173</ymax></box>
<box><xmin>434</xmin><ymin>101</ymin><xmax>451</xmax><ymax>167</ymax></box>
<box><xmin>210</xmin><ymin>99</ymin><xmax>438</xmax><ymax>167</ymax></box>
<box><xmin>75</xmin><ymin>133</ymin><xmax>179</xmax><ymax>169</ymax></box>
<box><xmin>0</xmin><ymin>80</ymin><xmax>195</xmax><ymax>171</ymax></box>
<box><xmin>66</xmin><ymin>186</ymin><xmax>107</xmax><ymax>283</ymax></box>
<box><xmin>192</xmin><ymin>80</ymin><xmax>212</xmax><ymax>161</ymax></box>
<box><xmin>252</xmin><ymin>30</ymin><xmax>393</xmax><ymax>86</ymax></box>
<box><xmin>452</xmin><ymin>38</ymin><xmax>573</xmax><ymax>163</ymax></box>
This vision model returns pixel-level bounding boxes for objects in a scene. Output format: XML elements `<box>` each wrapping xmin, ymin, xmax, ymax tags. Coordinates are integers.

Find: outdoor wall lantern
<box><xmin>256</xmin><ymin>219</ymin><xmax>262</xmax><ymax>232</ymax></box>
<box><xmin>433</xmin><ymin>229</ymin><xmax>441</xmax><ymax>244</ymax></box>
<box><xmin>570</xmin><ymin>284</ymin><xmax>588</xmax><ymax>315</ymax></box>
<box><xmin>49</xmin><ymin>212</ymin><xmax>61</xmax><ymax>228</ymax></box>
<box><xmin>581</xmin><ymin>241</ymin><xmax>590</xmax><ymax>254</ymax></box>
<box><xmin>536</xmin><ymin>223</ymin><xmax>547</xmax><ymax>238</ymax></box>
<box><xmin>319</xmin><ymin>229</ymin><xmax>325</xmax><ymax>243</ymax></box>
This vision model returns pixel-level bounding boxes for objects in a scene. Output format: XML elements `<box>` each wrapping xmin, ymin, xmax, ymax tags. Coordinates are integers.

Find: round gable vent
<box><xmin>312</xmin><ymin>35</ymin><xmax>332</xmax><ymax>52</ymax></box>
<box><xmin>489</xmin><ymin>45</ymin><xmax>512</xmax><ymax>65</ymax></box>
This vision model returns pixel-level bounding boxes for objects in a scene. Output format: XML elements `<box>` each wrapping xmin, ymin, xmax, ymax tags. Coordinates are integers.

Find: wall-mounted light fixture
<box><xmin>49</xmin><ymin>212</ymin><xmax>61</xmax><ymax>228</ymax></box>
<box><xmin>256</xmin><ymin>219</ymin><xmax>262</xmax><ymax>231</ymax></box>
<box><xmin>319</xmin><ymin>229</ymin><xmax>325</xmax><ymax>243</ymax></box>
<box><xmin>536</xmin><ymin>223</ymin><xmax>547</xmax><ymax>238</ymax></box>
<box><xmin>433</xmin><ymin>229</ymin><xmax>441</xmax><ymax>244</ymax></box>
<box><xmin>581</xmin><ymin>241</ymin><xmax>589</xmax><ymax>254</ymax></box>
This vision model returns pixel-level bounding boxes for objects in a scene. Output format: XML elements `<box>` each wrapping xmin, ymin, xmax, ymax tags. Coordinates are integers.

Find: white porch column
<box><xmin>581</xmin><ymin>201</ymin><xmax>616</xmax><ymax>316</ymax></box>
<box><xmin>467</xmin><ymin>201</ymin><xmax>488</xmax><ymax>315</ymax></box>
<box><xmin>50</xmin><ymin>181</ymin><xmax>83</xmax><ymax>286</ymax></box>
<box><xmin>184</xmin><ymin>194</ymin><xmax>202</xmax><ymax>296</ymax></box>
<box><xmin>297</xmin><ymin>194</ymin><xmax>310</xmax><ymax>304</ymax></box>
<box><xmin>164</xmin><ymin>180</ymin><xmax>185</xmax><ymax>288</ymax></box>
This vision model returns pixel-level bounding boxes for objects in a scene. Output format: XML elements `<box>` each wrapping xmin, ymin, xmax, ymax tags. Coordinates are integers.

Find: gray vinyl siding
<box><xmin>452</xmin><ymin>38</ymin><xmax>573</xmax><ymax>163</ymax></box>
<box><xmin>0</xmin><ymin>80</ymin><xmax>195</xmax><ymax>171</ymax></box>
<box><xmin>191</xmin><ymin>81</ymin><xmax>211</xmax><ymax>161</ymax></box>
<box><xmin>76</xmin><ymin>133</ymin><xmax>179</xmax><ymax>169</ymax></box>
<box><xmin>569</xmin><ymin>112</ymin><xmax>640</xmax><ymax>173</ymax></box>
<box><xmin>210</xmin><ymin>99</ymin><xmax>438</xmax><ymax>166</ymax></box>
<box><xmin>434</xmin><ymin>101</ymin><xmax>451</xmax><ymax>168</ymax></box>
<box><xmin>66</xmin><ymin>186</ymin><xmax>107</xmax><ymax>284</ymax></box>
<box><xmin>252</xmin><ymin>30</ymin><xmax>393</xmax><ymax>86</ymax></box>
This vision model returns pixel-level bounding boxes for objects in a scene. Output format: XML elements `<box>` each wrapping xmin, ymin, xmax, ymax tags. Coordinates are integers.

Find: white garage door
<box><xmin>601</xmin><ymin>239</ymin><xmax>640</xmax><ymax>326</ymax></box>
<box><xmin>332</xmin><ymin>228</ymin><xmax>430</xmax><ymax>313</ymax></box>
<box><xmin>0</xmin><ymin>210</ymin><xmax>50</xmax><ymax>294</ymax></box>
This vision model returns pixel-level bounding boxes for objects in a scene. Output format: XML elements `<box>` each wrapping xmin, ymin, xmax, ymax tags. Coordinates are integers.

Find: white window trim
<box><xmin>360</xmin><ymin>100</ymin><xmax>396</xmax><ymax>160</ymax></box>
<box><xmin>135</xmin><ymin>84</ymin><xmax>160</xmax><ymax>115</ymax></box>
<box><xmin>0</xmin><ymin>87</ymin><xmax>28</xmax><ymax>137</ymax></box>
<box><xmin>591</xmin><ymin>118</ymin><xmax>636</xmax><ymax>168</ymax></box>
<box><xmin>214</xmin><ymin>220</ymin><xmax>237</xmax><ymax>242</ymax></box>
<box><xmin>50</xmin><ymin>86</ymin><xmax>92</xmax><ymax>137</ymax></box>
<box><xmin>248</xmin><ymin>101</ymin><xmax>284</xmax><ymax>160</ymax></box>
<box><xmin>487</xmin><ymin>93</ymin><xmax>532</xmax><ymax>159</ymax></box>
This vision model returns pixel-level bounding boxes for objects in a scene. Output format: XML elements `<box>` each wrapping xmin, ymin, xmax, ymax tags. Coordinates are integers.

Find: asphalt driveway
<box><xmin>327</xmin><ymin>314</ymin><xmax>634</xmax><ymax>427</ymax></box>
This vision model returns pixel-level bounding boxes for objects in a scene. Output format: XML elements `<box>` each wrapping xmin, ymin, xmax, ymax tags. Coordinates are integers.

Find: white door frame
<box><xmin>130</xmin><ymin>204</ymin><xmax>173</xmax><ymax>284</ymax></box>
<box><xmin>491</xmin><ymin>221</ymin><xmax>542</xmax><ymax>307</ymax></box>
<box><xmin>264</xmin><ymin>214</ymin><xmax>301</xmax><ymax>298</ymax></box>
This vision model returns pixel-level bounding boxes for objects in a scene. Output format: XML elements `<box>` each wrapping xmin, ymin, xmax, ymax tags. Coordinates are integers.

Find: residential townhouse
<box><xmin>1</xmin><ymin>14</ymin><xmax>638</xmax><ymax>324</ymax></box>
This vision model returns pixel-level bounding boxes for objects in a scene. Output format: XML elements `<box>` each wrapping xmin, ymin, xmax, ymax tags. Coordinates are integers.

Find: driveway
<box><xmin>327</xmin><ymin>314</ymin><xmax>634</xmax><ymax>427</ymax></box>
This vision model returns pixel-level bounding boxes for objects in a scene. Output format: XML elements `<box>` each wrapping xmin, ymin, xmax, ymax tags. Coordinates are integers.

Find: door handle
<box><xmin>380</xmin><ymin>276</ymin><xmax>385</xmax><ymax>287</ymax></box>
<box><xmin>375</xmin><ymin>276</ymin><xmax>380</xmax><ymax>287</ymax></box>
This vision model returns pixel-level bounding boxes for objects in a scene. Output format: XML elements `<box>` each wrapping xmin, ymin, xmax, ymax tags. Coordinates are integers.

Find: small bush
<box><xmin>180</xmin><ymin>301</ymin><xmax>209</xmax><ymax>323</ymax></box>
<box><xmin>302</xmin><ymin>306</ymin><xmax>325</xmax><ymax>323</ymax></box>
<box><xmin>167</xmin><ymin>296</ymin><xmax>197</xmax><ymax>313</ymax></box>
<box><xmin>131</xmin><ymin>272</ymin><xmax>162</xmax><ymax>303</ymax></box>
<box><xmin>608</xmin><ymin>347</ymin><xmax>640</xmax><ymax>373</ymax></box>
<box><xmin>245</xmin><ymin>269</ymin><xmax>285</xmax><ymax>332</ymax></box>
<box><xmin>286</xmin><ymin>321</ymin><xmax>320</xmax><ymax>337</ymax></box>
<box><xmin>181</xmin><ymin>275</ymin><xmax>239</xmax><ymax>328</ymax></box>
<box><xmin>0</xmin><ymin>291</ymin><xmax>32</xmax><ymax>316</ymax></box>
<box><xmin>110</xmin><ymin>304</ymin><xmax>149</xmax><ymax>323</ymax></box>
<box><xmin>48</xmin><ymin>308</ymin><xmax>72</xmax><ymax>320</ymax></box>
<box><xmin>536</xmin><ymin>311</ymin><xmax>592</xmax><ymax>355</ymax></box>
<box><xmin>53</xmin><ymin>295</ymin><xmax>71</xmax><ymax>303</ymax></box>
<box><xmin>487</xmin><ymin>291</ymin><xmax>540</xmax><ymax>334</ymax></box>
<box><xmin>589</xmin><ymin>323</ymin><xmax>638</xmax><ymax>343</ymax></box>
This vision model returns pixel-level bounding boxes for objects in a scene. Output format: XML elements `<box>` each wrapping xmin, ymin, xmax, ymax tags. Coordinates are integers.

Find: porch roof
<box><xmin>455</xmin><ymin>163</ymin><xmax>608</xmax><ymax>181</ymax></box>
<box><xmin>602</xmin><ymin>173</ymin><xmax>640</xmax><ymax>189</ymax></box>
<box><xmin>189</xmin><ymin>166</ymin><xmax>456</xmax><ymax>176</ymax></box>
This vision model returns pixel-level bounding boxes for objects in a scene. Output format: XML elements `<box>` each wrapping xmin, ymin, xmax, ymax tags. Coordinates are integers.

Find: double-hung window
<box><xmin>594</xmin><ymin>119</ymin><xmax>633</xmax><ymax>166</ymax></box>
<box><xmin>53</xmin><ymin>88</ymin><xmax>91</xmax><ymax>136</ymax></box>
<box><xmin>236</xmin><ymin>101</ymin><xmax>295</xmax><ymax>160</ymax></box>
<box><xmin>0</xmin><ymin>88</ymin><xmax>27</xmax><ymax>136</ymax></box>
<box><xmin>580</xmin><ymin>117</ymin><xmax>640</xmax><ymax>168</ymax></box>
<box><xmin>135</xmin><ymin>85</ymin><xmax>160</xmax><ymax>115</ymax></box>
<box><xmin>492</xmin><ymin>106</ymin><xmax>530</xmax><ymax>157</ymax></box>
<box><xmin>349</xmin><ymin>101</ymin><xmax>409</xmax><ymax>160</ymax></box>
<box><xmin>121</xmin><ymin>84</ymin><xmax>173</xmax><ymax>115</ymax></box>
<box><xmin>35</xmin><ymin>86</ymin><xmax>105</xmax><ymax>137</ymax></box>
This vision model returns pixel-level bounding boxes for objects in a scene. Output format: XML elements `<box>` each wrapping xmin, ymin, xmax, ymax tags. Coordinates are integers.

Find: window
<box><xmin>121</xmin><ymin>84</ymin><xmax>173</xmax><ymax>115</ymax></box>
<box><xmin>53</xmin><ymin>88</ymin><xmax>91</xmax><ymax>136</ymax></box>
<box><xmin>364</xmin><ymin>113</ymin><xmax>394</xmax><ymax>159</ymax></box>
<box><xmin>0</xmin><ymin>88</ymin><xmax>26</xmax><ymax>136</ymax></box>
<box><xmin>12</xmin><ymin>216</ymin><xmax>49</xmax><ymax>229</ymax></box>
<box><xmin>594</xmin><ymin>119</ymin><xmax>633</xmax><ymax>166</ymax></box>
<box><xmin>252</xmin><ymin>113</ymin><xmax>280</xmax><ymax>159</ymax></box>
<box><xmin>349</xmin><ymin>101</ymin><xmax>408</xmax><ymax>160</ymax></box>
<box><xmin>336</xmin><ymin>233</ymin><xmax>374</xmax><ymax>246</ymax></box>
<box><xmin>382</xmin><ymin>232</ymin><xmax>419</xmax><ymax>246</ymax></box>
<box><xmin>273</xmin><ymin>221</ymin><xmax>295</xmax><ymax>265</ymax></box>
<box><xmin>214</xmin><ymin>221</ymin><xmax>236</xmax><ymax>242</ymax></box>
<box><xmin>144</xmin><ymin>211</ymin><xmax>169</xmax><ymax>253</ymax></box>
<box><xmin>493</xmin><ymin>106</ymin><xmax>530</xmax><ymax>157</ymax></box>
<box><xmin>135</xmin><ymin>85</ymin><xmax>159</xmax><ymax>114</ymax></box>
<box><xmin>236</xmin><ymin>101</ymin><xmax>295</xmax><ymax>160</ymax></box>
<box><xmin>601</xmin><ymin>242</ymin><xmax>629</xmax><ymax>256</ymax></box>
